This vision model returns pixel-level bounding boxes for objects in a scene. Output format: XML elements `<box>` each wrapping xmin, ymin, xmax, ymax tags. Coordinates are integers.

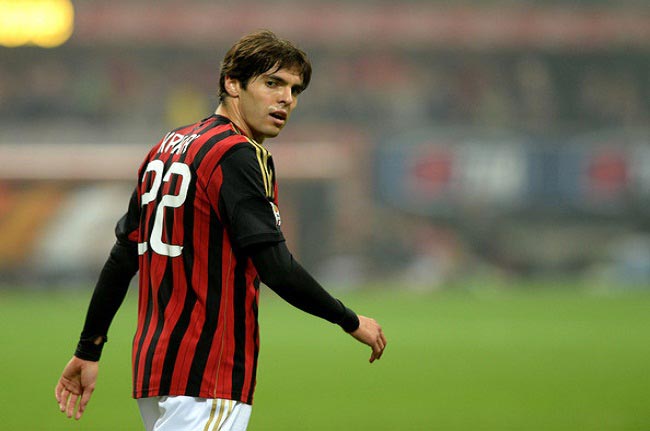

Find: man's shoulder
<box><xmin>188</xmin><ymin>132</ymin><xmax>262</xmax><ymax>177</ymax></box>
<box><xmin>218</xmin><ymin>139</ymin><xmax>266</xmax><ymax>166</ymax></box>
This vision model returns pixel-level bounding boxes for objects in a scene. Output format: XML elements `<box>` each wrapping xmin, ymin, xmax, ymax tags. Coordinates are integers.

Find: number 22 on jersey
<box><xmin>138</xmin><ymin>160</ymin><xmax>191</xmax><ymax>257</ymax></box>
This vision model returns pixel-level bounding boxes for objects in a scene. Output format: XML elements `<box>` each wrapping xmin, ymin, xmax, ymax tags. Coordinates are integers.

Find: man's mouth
<box><xmin>270</xmin><ymin>110</ymin><xmax>287</xmax><ymax>122</ymax></box>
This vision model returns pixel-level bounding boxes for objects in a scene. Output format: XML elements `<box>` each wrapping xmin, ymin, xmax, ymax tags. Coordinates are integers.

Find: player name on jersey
<box><xmin>157</xmin><ymin>132</ymin><xmax>200</xmax><ymax>155</ymax></box>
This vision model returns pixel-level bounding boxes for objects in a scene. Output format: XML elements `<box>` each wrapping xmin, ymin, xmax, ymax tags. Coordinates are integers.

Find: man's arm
<box><xmin>248</xmin><ymin>241</ymin><xmax>387</xmax><ymax>362</ymax></box>
<box><xmin>217</xmin><ymin>145</ymin><xmax>386</xmax><ymax>360</ymax></box>
<box><xmin>55</xmin><ymin>238</ymin><xmax>138</xmax><ymax>420</ymax></box>
<box><xmin>74</xmin><ymin>239</ymin><xmax>138</xmax><ymax>360</ymax></box>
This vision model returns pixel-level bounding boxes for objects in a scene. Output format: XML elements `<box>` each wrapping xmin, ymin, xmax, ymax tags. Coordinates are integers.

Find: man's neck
<box><xmin>214</xmin><ymin>103</ymin><xmax>264</xmax><ymax>144</ymax></box>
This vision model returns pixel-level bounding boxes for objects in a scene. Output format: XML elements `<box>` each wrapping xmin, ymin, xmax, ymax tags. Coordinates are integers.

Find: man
<box><xmin>55</xmin><ymin>30</ymin><xmax>386</xmax><ymax>431</ymax></box>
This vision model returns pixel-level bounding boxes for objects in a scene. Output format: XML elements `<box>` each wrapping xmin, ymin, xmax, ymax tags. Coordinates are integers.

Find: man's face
<box><xmin>234</xmin><ymin>67</ymin><xmax>304</xmax><ymax>143</ymax></box>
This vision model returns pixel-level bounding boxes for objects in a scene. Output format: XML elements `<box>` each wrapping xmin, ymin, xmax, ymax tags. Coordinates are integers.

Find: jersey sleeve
<box><xmin>75</xmin><ymin>188</ymin><xmax>140</xmax><ymax>361</ymax></box>
<box><xmin>250</xmin><ymin>241</ymin><xmax>360</xmax><ymax>332</ymax></box>
<box><xmin>115</xmin><ymin>187</ymin><xmax>140</xmax><ymax>244</ymax></box>
<box><xmin>218</xmin><ymin>144</ymin><xmax>284</xmax><ymax>249</ymax></box>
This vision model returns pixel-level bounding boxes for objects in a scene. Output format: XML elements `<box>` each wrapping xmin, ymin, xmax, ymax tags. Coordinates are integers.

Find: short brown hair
<box><xmin>218</xmin><ymin>30</ymin><xmax>312</xmax><ymax>102</ymax></box>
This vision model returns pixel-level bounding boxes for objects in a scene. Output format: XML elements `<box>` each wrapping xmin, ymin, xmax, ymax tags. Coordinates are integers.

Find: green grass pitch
<box><xmin>1</xmin><ymin>284</ymin><xmax>649</xmax><ymax>430</ymax></box>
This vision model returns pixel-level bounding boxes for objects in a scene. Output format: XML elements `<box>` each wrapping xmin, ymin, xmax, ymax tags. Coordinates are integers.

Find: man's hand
<box><xmin>55</xmin><ymin>356</ymin><xmax>99</xmax><ymax>420</ymax></box>
<box><xmin>350</xmin><ymin>315</ymin><xmax>387</xmax><ymax>363</ymax></box>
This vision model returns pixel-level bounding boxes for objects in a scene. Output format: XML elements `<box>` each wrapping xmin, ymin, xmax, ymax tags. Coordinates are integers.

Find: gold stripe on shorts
<box><xmin>203</xmin><ymin>399</ymin><xmax>219</xmax><ymax>431</ymax></box>
<box><xmin>214</xmin><ymin>400</ymin><xmax>227</xmax><ymax>431</ymax></box>
<box><xmin>218</xmin><ymin>400</ymin><xmax>234</xmax><ymax>431</ymax></box>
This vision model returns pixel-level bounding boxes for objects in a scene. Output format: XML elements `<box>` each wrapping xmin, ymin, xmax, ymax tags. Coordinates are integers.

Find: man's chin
<box><xmin>262</xmin><ymin>128</ymin><xmax>282</xmax><ymax>140</ymax></box>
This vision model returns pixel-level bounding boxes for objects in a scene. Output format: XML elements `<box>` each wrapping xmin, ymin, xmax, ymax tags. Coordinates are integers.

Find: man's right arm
<box><xmin>249</xmin><ymin>241</ymin><xmax>386</xmax><ymax>362</ymax></box>
<box><xmin>218</xmin><ymin>145</ymin><xmax>386</xmax><ymax>362</ymax></box>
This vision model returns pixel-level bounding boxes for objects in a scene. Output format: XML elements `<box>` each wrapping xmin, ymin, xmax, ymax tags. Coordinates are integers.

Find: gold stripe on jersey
<box><xmin>246</xmin><ymin>138</ymin><xmax>274</xmax><ymax>199</ymax></box>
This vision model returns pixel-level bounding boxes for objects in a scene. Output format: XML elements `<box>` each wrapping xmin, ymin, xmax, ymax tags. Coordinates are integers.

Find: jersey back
<box><xmin>120</xmin><ymin>115</ymin><xmax>283</xmax><ymax>404</ymax></box>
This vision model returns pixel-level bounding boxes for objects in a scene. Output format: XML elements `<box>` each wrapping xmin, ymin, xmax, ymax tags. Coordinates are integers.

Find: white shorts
<box><xmin>137</xmin><ymin>396</ymin><xmax>252</xmax><ymax>431</ymax></box>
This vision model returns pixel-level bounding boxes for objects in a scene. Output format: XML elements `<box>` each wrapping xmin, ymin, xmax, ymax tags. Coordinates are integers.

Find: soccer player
<box><xmin>54</xmin><ymin>30</ymin><xmax>386</xmax><ymax>431</ymax></box>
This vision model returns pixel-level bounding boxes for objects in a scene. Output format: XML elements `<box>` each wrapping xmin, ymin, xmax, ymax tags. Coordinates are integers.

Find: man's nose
<box><xmin>279</xmin><ymin>87</ymin><xmax>293</xmax><ymax>105</ymax></box>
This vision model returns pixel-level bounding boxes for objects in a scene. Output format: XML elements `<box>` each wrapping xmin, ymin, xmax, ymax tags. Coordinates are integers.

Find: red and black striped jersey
<box><xmin>117</xmin><ymin>115</ymin><xmax>284</xmax><ymax>404</ymax></box>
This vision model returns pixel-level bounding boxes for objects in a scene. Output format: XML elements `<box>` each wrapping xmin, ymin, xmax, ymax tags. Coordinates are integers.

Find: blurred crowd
<box><xmin>1</xmin><ymin>27</ymin><xmax>649</xmax><ymax>288</ymax></box>
<box><xmin>1</xmin><ymin>46</ymin><xmax>647</xmax><ymax>138</ymax></box>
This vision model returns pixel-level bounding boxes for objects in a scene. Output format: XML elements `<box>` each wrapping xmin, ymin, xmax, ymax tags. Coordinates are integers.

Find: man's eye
<box><xmin>266</xmin><ymin>81</ymin><xmax>277</xmax><ymax>87</ymax></box>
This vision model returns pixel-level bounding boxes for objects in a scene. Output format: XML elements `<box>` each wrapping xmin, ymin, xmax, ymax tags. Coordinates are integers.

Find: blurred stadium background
<box><xmin>1</xmin><ymin>0</ymin><xmax>649</xmax><ymax>430</ymax></box>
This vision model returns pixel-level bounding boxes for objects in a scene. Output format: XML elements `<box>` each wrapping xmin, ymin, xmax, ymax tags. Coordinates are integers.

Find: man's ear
<box><xmin>224</xmin><ymin>76</ymin><xmax>241</xmax><ymax>97</ymax></box>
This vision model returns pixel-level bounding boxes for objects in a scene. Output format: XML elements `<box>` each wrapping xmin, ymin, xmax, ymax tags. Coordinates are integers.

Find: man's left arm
<box><xmin>55</xmin><ymin>237</ymin><xmax>138</xmax><ymax>419</ymax></box>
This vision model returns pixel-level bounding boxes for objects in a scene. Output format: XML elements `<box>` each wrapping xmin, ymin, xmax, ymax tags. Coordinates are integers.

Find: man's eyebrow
<box><xmin>264</xmin><ymin>73</ymin><xmax>303</xmax><ymax>89</ymax></box>
<box><xmin>263</xmin><ymin>74</ymin><xmax>286</xmax><ymax>83</ymax></box>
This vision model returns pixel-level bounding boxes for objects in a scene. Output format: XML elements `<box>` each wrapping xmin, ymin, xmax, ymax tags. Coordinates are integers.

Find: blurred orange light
<box><xmin>0</xmin><ymin>0</ymin><xmax>74</xmax><ymax>48</ymax></box>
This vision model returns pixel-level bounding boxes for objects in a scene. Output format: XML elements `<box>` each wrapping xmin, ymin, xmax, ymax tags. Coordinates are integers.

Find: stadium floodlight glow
<box><xmin>0</xmin><ymin>0</ymin><xmax>74</xmax><ymax>48</ymax></box>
